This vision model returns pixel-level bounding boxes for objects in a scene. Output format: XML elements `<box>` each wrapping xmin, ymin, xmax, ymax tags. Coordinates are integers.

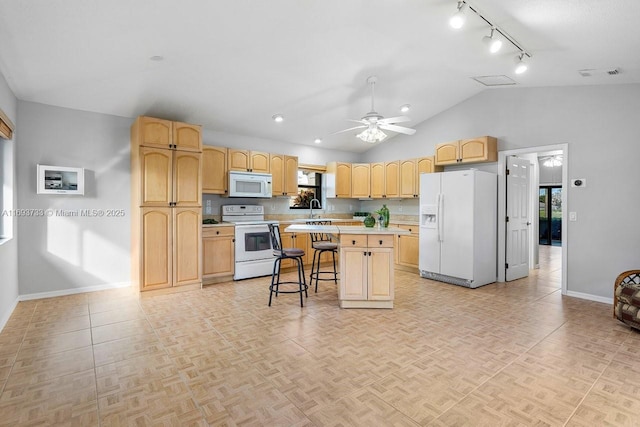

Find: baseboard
<box><xmin>565</xmin><ymin>290</ymin><xmax>613</xmax><ymax>305</ymax></box>
<box><xmin>0</xmin><ymin>296</ymin><xmax>20</xmax><ymax>332</ymax></box>
<box><xmin>19</xmin><ymin>281</ymin><xmax>131</xmax><ymax>302</ymax></box>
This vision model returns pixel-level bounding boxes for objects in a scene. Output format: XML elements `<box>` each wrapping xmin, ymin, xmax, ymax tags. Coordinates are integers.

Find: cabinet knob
<box><xmin>363</xmin><ymin>251</ymin><xmax>367</xmax><ymax>256</ymax></box>
<box><xmin>352</xmin><ymin>240</ymin><xmax>356</xmax><ymax>245</ymax></box>
<box><xmin>368</xmin><ymin>251</ymin><xmax>372</xmax><ymax>256</ymax></box>
<box><xmin>216</xmin><ymin>230</ymin><xmax>220</xmax><ymax>235</ymax></box>
<box><xmin>379</xmin><ymin>240</ymin><xmax>383</xmax><ymax>245</ymax></box>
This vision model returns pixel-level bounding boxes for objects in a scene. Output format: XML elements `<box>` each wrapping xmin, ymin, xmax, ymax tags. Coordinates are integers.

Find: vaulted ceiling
<box><xmin>0</xmin><ymin>0</ymin><xmax>638</xmax><ymax>153</ymax></box>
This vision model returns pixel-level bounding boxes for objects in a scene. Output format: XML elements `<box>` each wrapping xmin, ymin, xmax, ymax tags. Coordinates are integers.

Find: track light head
<box><xmin>514</xmin><ymin>53</ymin><xmax>528</xmax><ymax>74</ymax></box>
<box><xmin>482</xmin><ymin>28</ymin><xmax>502</xmax><ymax>54</ymax></box>
<box><xmin>449</xmin><ymin>1</ymin><xmax>467</xmax><ymax>29</ymax></box>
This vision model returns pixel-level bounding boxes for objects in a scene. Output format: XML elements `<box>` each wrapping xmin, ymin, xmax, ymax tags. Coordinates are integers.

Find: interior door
<box><xmin>506</xmin><ymin>156</ymin><xmax>531</xmax><ymax>281</ymax></box>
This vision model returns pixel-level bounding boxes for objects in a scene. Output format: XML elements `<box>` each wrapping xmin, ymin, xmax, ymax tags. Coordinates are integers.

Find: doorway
<box><xmin>497</xmin><ymin>143</ymin><xmax>568</xmax><ymax>295</ymax></box>
<box><xmin>539</xmin><ymin>186</ymin><xmax>562</xmax><ymax>246</ymax></box>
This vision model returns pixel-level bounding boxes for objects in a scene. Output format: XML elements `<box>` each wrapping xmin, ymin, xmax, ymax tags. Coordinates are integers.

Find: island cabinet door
<box><xmin>339</xmin><ymin>246</ymin><xmax>368</xmax><ymax>300</ymax></box>
<box><xmin>368</xmin><ymin>247</ymin><xmax>394</xmax><ymax>300</ymax></box>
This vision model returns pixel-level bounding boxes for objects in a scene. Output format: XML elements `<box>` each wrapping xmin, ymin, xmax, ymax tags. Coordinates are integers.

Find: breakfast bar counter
<box><xmin>285</xmin><ymin>224</ymin><xmax>409</xmax><ymax>308</ymax></box>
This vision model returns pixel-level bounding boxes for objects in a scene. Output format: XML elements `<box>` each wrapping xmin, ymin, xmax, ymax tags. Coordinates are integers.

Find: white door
<box><xmin>506</xmin><ymin>156</ymin><xmax>531</xmax><ymax>281</ymax></box>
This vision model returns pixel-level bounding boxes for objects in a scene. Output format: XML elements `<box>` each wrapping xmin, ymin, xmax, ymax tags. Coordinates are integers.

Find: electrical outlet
<box><xmin>205</xmin><ymin>200</ymin><xmax>212</xmax><ymax>215</ymax></box>
<box><xmin>569</xmin><ymin>211</ymin><xmax>577</xmax><ymax>221</ymax></box>
<box><xmin>271</xmin><ymin>204</ymin><xmax>276</xmax><ymax>211</ymax></box>
<box><xmin>349</xmin><ymin>205</ymin><xmax>353</xmax><ymax>212</ymax></box>
<box><xmin>398</xmin><ymin>206</ymin><xmax>403</xmax><ymax>212</ymax></box>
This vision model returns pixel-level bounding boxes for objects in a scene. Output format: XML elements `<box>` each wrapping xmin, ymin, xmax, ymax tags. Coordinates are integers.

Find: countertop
<box><xmin>284</xmin><ymin>224</ymin><xmax>410</xmax><ymax>235</ymax></box>
<box><xmin>202</xmin><ymin>222</ymin><xmax>234</xmax><ymax>228</ymax></box>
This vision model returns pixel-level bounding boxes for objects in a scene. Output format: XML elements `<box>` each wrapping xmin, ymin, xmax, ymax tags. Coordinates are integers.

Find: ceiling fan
<box><xmin>333</xmin><ymin>76</ymin><xmax>416</xmax><ymax>143</ymax></box>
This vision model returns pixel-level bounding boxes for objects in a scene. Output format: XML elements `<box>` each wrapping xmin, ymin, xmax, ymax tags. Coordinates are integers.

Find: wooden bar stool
<box><xmin>268</xmin><ymin>223</ymin><xmax>308</xmax><ymax>307</ymax></box>
<box><xmin>307</xmin><ymin>220</ymin><xmax>338</xmax><ymax>293</ymax></box>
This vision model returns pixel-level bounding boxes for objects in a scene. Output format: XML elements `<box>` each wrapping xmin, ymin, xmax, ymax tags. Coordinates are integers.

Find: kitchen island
<box><xmin>285</xmin><ymin>224</ymin><xmax>409</xmax><ymax>308</ymax></box>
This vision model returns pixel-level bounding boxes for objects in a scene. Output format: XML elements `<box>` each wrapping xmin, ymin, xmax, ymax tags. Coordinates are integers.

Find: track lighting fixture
<box><xmin>514</xmin><ymin>53</ymin><xmax>528</xmax><ymax>74</ymax></box>
<box><xmin>449</xmin><ymin>1</ymin><xmax>467</xmax><ymax>29</ymax></box>
<box><xmin>482</xmin><ymin>28</ymin><xmax>502</xmax><ymax>54</ymax></box>
<box><xmin>449</xmin><ymin>0</ymin><xmax>531</xmax><ymax>74</ymax></box>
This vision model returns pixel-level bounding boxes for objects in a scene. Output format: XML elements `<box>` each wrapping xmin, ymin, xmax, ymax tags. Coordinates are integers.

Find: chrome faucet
<box><xmin>309</xmin><ymin>198</ymin><xmax>321</xmax><ymax>219</ymax></box>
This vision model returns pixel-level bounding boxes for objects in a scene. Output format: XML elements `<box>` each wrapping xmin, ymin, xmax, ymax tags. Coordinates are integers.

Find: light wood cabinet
<box><xmin>270</xmin><ymin>154</ymin><xmax>299</xmax><ymax>196</ymax></box>
<box><xmin>326</xmin><ymin>162</ymin><xmax>352</xmax><ymax>198</ymax></box>
<box><xmin>227</xmin><ymin>149</ymin><xmax>271</xmax><ymax>173</ymax></box>
<box><xmin>133</xmin><ymin>116</ymin><xmax>202</xmax><ymax>152</ymax></box>
<box><xmin>384</xmin><ymin>161</ymin><xmax>399</xmax><ymax>198</ymax></box>
<box><xmin>279</xmin><ymin>231</ymin><xmax>310</xmax><ymax>268</ymax></box>
<box><xmin>173</xmin><ymin>208</ymin><xmax>202</xmax><ymax>286</ymax></box>
<box><xmin>399</xmin><ymin>159</ymin><xmax>417</xmax><ymax>198</ymax></box>
<box><xmin>202</xmin><ymin>146</ymin><xmax>227</xmax><ymax>194</ymax></box>
<box><xmin>370</xmin><ymin>162</ymin><xmax>385</xmax><ymax>198</ymax></box>
<box><xmin>137</xmin><ymin>148</ymin><xmax>201</xmax><ymax>207</ymax></box>
<box><xmin>202</xmin><ymin>226</ymin><xmax>235</xmax><ymax>281</ymax></box>
<box><xmin>339</xmin><ymin>234</ymin><xmax>394</xmax><ymax>307</ymax></box>
<box><xmin>137</xmin><ymin>207</ymin><xmax>202</xmax><ymax>291</ymax></box>
<box><xmin>351</xmin><ymin>163</ymin><xmax>371</xmax><ymax>198</ymax></box>
<box><xmin>131</xmin><ymin>116</ymin><xmax>202</xmax><ymax>292</ymax></box>
<box><xmin>395</xmin><ymin>224</ymin><xmax>419</xmax><ymax>269</ymax></box>
<box><xmin>435</xmin><ymin>136</ymin><xmax>497</xmax><ymax>165</ymax></box>
<box><xmin>399</xmin><ymin>156</ymin><xmax>443</xmax><ymax>198</ymax></box>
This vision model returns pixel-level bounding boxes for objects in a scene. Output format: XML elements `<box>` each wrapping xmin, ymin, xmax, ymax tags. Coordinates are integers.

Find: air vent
<box><xmin>578</xmin><ymin>68</ymin><xmax>620</xmax><ymax>77</ymax></box>
<box><xmin>471</xmin><ymin>75</ymin><xmax>517</xmax><ymax>86</ymax></box>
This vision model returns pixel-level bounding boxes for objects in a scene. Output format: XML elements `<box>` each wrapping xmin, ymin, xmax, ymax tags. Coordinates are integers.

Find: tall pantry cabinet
<box><xmin>131</xmin><ymin>116</ymin><xmax>203</xmax><ymax>292</ymax></box>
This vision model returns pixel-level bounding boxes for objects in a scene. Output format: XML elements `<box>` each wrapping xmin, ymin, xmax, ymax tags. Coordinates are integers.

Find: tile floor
<box><xmin>1</xmin><ymin>246</ymin><xmax>639</xmax><ymax>426</ymax></box>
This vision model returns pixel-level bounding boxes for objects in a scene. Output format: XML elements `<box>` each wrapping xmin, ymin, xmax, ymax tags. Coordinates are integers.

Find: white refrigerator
<box><xmin>419</xmin><ymin>170</ymin><xmax>497</xmax><ymax>288</ymax></box>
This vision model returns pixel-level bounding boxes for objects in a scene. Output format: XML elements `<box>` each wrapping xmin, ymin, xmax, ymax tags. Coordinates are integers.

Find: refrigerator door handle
<box><xmin>437</xmin><ymin>193</ymin><xmax>443</xmax><ymax>242</ymax></box>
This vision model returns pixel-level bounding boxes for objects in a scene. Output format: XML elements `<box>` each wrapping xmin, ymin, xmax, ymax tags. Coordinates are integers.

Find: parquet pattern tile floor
<box><xmin>1</xmin><ymin>246</ymin><xmax>639</xmax><ymax>426</ymax></box>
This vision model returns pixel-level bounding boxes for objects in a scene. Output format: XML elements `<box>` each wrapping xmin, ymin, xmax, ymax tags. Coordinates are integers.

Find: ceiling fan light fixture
<box><xmin>449</xmin><ymin>1</ymin><xmax>467</xmax><ymax>29</ymax></box>
<box><xmin>272</xmin><ymin>114</ymin><xmax>284</xmax><ymax>123</ymax></box>
<box><xmin>314</xmin><ymin>138</ymin><xmax>322</xmax><ymax>144</ymax></box>
<box><xmin>482</xmin><ymin>28</ymin><xmax>502</xmax><ymax>54</ymax></box>
<box><xmin>357</xmin><ymin>126</ymin><xmax>387</xmax><ymax>144</ymax></box>
<box><xmin>400</xmin><ymin>104</ymin><xmax>411</xmax><ymax>113</ymax></box>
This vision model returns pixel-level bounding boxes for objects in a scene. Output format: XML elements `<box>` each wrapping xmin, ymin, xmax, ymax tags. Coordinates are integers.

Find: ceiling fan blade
<box><xmin>378</xmin><ymin>116</ymin><xmax>411</xmax><ymax>124</ymax></box>
<box><xmin>330</xmin><ymin>125</ymin><xmax>367</xmax><ymax>135</ymax></box>
<box><xmin>379</xmin><ymin>124</ymin><xmax>416</xmax><ymax>135</ymax></box>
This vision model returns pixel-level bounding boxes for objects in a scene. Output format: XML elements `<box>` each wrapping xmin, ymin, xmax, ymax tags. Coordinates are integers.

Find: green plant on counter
<box><xmin>374</xmin><ymin>204</ymin><xmax>390</xmax><ymax>227</ymax></box>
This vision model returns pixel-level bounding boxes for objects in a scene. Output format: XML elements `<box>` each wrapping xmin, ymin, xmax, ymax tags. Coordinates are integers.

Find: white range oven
<box><xmin>222</xmin><ymin>205</ymin><xmax>277</xmax><ymax>280</ymax></box>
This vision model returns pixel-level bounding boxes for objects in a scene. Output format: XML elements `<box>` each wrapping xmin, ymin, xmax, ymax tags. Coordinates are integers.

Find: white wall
<box><xmin>16</xmin><ymin>102</ymin><xmax>132</xmax><ymax>296</ymax></box>
<box><xmin>0</xmin><ymin>70</ymin><xmax>19</xmax><ymax>329</ymax></box>
<box><xmin>363</xmin><ymin>84</ymin><xmax>640</xmax><ymax>299</ymax></box>
<box><xmin>13</xmin><ymin>104</ymin><xmax>361</xmax><ymax>298</ymax></box>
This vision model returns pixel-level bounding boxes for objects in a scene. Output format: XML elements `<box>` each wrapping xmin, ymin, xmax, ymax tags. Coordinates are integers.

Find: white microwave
<box><xmin>228</xmin><ymin>171</ymin><xmax>272</xmax><ymax>198</ymax></box>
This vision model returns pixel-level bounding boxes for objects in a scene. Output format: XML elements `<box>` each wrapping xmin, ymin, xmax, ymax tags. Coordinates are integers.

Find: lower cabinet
<box><xmin>139</xmin><ymin>207</ymin><xmax>202</xmax><ymax>291</ymax></box>
<box><xmin>395</xmin><ymin>224</ymin><xmax>419</xmax><ymax>269</ymax></box>
<box><xmin>339</xmin><ymin>234</ymin><xmax>394</xmax><ymax>308</ymax></box>
<box><xmin>279</xmin><ymin>231</ymin><xmax>311</xmax><ymax>268</ymax></box>
<box><xmin>202</xmin><ymin>226</ymin><xmax>235</xmax><ymax>282</ymax></box>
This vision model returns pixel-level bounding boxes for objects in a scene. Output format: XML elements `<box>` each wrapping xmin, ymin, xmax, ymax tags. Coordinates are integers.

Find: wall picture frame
<box><xmin>37</xmin><ymin>164</ymin><xmax>85</xmax><ymax>195</ymax></box>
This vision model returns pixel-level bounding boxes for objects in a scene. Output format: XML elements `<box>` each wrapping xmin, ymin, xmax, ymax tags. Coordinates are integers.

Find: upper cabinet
<box><xmin>370</xmin><ymin>163</ymin><xmax>385</xmax><ymax>198</ymax></box>
<box><xmin>384</xmin><ymin>161</ymin><xmax>399</xmax><ymax>198</ymax></box>
<box><xmin>351</xmin><ymin>163</ymin><xmax>371</xmax><ymax>198</ymax></box>
<box><xmin>227</xmin><ymin>149</ymin><xmax>270</xmax><ymax>173</ymax></box>
<box><xmin>133</xmin><ymin>116</ymin><xmax>202</xmax><ymax>152</ymax></box>
<box><xmin>399</xmin><ymin>156</ymin><xmax>443</xmax><ymax>198</ymax></box>
<box><xmin>435</xmin><ymin>136</ymin><xmax>497</xmax><ymax>165</ymax></box>
<box><xmin>326</xmin><ymin>162</ymin><xmax>352</xmax><ymax>198</ymax></box>
<box><xmin>202</xmin><ymin>146</ymin><xmax>227</xmax><ymax>195</ymax></box>
<box><xmin>271</xmin><ymin>154</ymin><xmax>299</xmax><ymax>196</ymax></box>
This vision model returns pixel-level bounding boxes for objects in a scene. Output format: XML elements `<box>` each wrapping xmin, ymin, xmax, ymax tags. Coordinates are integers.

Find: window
<box><xmin>289</xmin><ymin>170</ymin><xmax>322</xmax><ymax>209</ymax></box>
<box><xmin>0</xmin><ymin>138</ymin><xmax>14</xmax><ymax>241</ymax></box>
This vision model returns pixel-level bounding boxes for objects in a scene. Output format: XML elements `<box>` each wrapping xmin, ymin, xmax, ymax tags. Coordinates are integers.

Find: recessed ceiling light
<box><xmin>400</xmin><ymin>104</ymin><xmax>411</xmax><ymax>113</ymax></box>
<box><xmin>272</xmin><ymin>114</ymin><xmax>284</xmax><ymax>123</ymax></box>
<box><xmin>150</xmin><ymin>55</ymin><xmax>164</xmax><ymax>61</ymax></box>
<box><xmin>314</xmin><ymin>138</ymin><xmax>322</xmax><ymax>144</ymax></box>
